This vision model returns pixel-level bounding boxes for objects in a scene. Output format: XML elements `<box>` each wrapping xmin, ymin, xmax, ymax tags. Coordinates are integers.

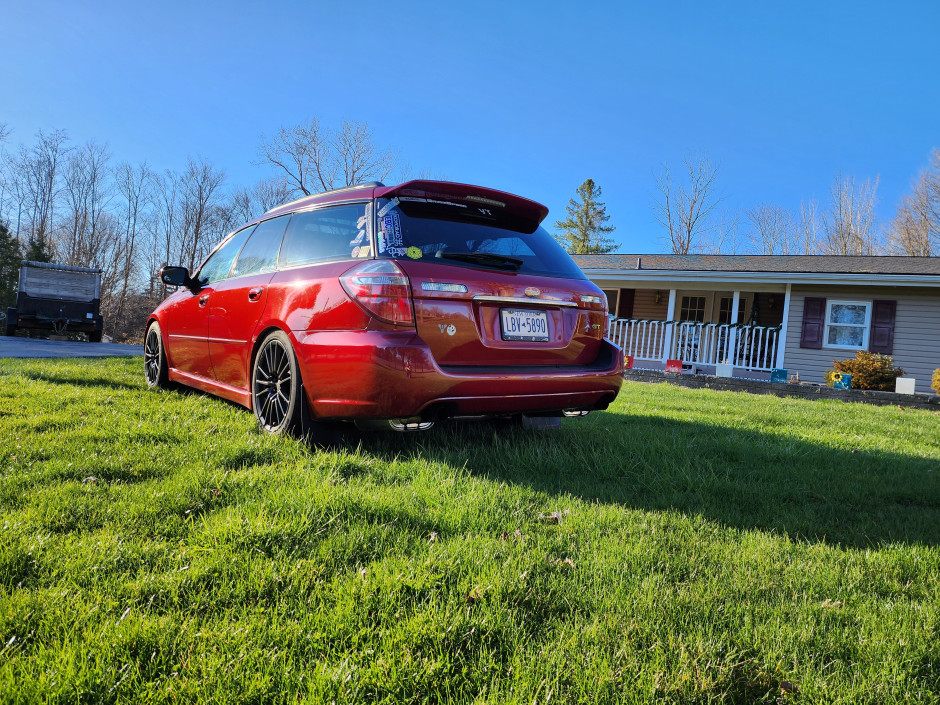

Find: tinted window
<box><xmin>374</xmin><ymin>198</ymin><xmax>585</xmax><ymax>279</ymax></box>
<box><xmin>197</xmin><ymin>226</ymin><xmax>256</xmax><ymax>285</ymax></box>
<box><xmin>279</xmin><ymin>203</ymin><xmax>370</xmax><ymax>268</ymax></box>
<box><xmin>231</xmin><ymin>216</ymin><xmax>289</xmax><ymax>278</ymax></box>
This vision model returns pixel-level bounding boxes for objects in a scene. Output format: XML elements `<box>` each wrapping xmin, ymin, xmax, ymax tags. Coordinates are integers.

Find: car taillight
<box><xmin>579</xmin><ymin>293</ymin><xmax>609</xmax><ymax>335</ymax></box>
<box><xmin>340</xmin><ymin>260</ymin><xmax>415</xmax><ymax>326</ymax></box>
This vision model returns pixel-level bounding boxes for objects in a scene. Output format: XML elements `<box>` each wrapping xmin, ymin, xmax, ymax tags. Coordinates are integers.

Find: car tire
<box><xmin>251</xmin><ymin>331</ymin><xmax>308</xmax><ymax>435</ymax></box>
<box><xmin>251</xmin><ymin>331</ymin><xmax>356</xmax><ymax>446</ymax></box>
<box><xmin>88</xmin><ymin>331</ymin><xmax>102</xmax><ymax>343</ymax></box>
<box><xmin>4</xmin><ymin>325</ymin><xmax>16</xmax><ymax>337</ymax></box>
<box><xmin>144</xmin><ymin>321</ymin><xmax>171</xmax><ymax>389</ymax></box>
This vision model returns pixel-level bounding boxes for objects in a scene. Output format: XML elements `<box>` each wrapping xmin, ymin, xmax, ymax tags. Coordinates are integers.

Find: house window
<box><xmin>824</xmin><ymin>300</ymin><xmax>871</xmax><ymax>349</ymax></box>
<box><xmin>679</xmin><ymin>296</ymin><xmax>706</xmax><ymax>322</ymax></box>
<box><xmin>717</xmin><ymin>296</ymin><xmax>747</xmax><ymax>325</ymax></box>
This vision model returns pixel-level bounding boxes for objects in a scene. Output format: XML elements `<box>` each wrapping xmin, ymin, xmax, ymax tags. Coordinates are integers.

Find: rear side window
<box><xmin>278</xmin><ymin>203</ymin><xmax>371</xmax><ymax>268</ymax></box>
<box><xmin>197</xmin><ymin>225</ymin><xmax>256</xmax><ymax>285</ymax></box>
<box><xmin>231</xmin><ymin>216</ymin><xmax>290</xmax><ymax>278</ymax></box>
<box><xmin>374</xmin><ymin>198</ymin><xmax>585</xmax><ymax>279</ymax></box>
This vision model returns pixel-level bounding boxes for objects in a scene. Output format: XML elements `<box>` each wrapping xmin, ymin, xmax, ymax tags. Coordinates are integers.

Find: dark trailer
<box><xmin>5</xmin><ymin>260</ymin><xmax>104</xmax><ymax>341</ymax></box>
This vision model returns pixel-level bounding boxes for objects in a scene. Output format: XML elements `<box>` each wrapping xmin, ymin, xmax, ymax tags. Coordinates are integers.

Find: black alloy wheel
<box><xmin>252</xmin><ymin>331</ymin><xmax>305</xmax><ymax>434</ymax></box>
<box><xmin>144</xmin><ymin>322</ymin><xmax>170</xmax><ymax>389</ymax></box>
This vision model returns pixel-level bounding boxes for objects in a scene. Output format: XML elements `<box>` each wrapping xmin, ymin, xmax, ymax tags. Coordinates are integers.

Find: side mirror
<box><xmin>160</xmin><ymin>266</ymin><xmax>196</xmax><ymax>290</ymax></box>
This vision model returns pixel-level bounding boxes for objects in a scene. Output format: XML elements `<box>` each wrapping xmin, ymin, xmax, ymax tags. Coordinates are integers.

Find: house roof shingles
<box><xmin>572</xmin><ymin>254</ymin><xmax>940</xmax><ymax>276</ymax></box>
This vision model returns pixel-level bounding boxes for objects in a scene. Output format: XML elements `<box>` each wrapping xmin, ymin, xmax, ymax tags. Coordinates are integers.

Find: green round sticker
<box><xmin>406</xmin><ymin>246</ymin><xmax>422</xmax><ymax>260</ymax></box>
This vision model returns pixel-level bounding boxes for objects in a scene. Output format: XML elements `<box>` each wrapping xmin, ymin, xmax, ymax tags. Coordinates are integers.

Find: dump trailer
<box><xmin>5</xmin><ymin>261</ymin><xmax>104</xmax><ymax>341</ymax></box>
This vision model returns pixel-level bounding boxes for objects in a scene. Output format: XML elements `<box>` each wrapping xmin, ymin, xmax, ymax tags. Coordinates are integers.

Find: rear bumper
<box><xmin>292</xmin><ymin>330</ymin><xmax>623</xmax><ymax>420</ymax></box>
<box><xmin>9</xmin><ymin>310</ymin><xmax>102</xmax><ymax>333</ymax></box>
<box><xmin>12</xmin><ymin>295</ymin><xmax>102</xmax><ymax>333</ymax></box>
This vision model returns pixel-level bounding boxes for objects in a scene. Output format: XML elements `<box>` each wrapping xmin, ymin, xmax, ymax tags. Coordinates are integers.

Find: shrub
<box><xmin>824</xmin><ymin>351</ymin><xmax>906</xmax><ymax>391</ymax></box>
<box><xmin>932</xmin><ymin>368</ymin><xmax>940</xmax><ymax>394</ymax></box>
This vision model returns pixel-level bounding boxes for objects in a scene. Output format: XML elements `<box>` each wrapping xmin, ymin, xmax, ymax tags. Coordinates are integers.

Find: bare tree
<box><xmin>59</xmin><ymin>141</ymin><xmax>113</xmax><ymax>266</ymax></box>
<box><xmin>334</xmin><ymin>120</ymin><xmax>394</xmax><ymax>188</ymax></box>
<box><xmin>8</xmin><ymin>129</ymin><xmax>69</xmax><ymax>248</ymax></box>
<box><xmin>888</xmin><ymin>149</ymin><xmax>939</xmax><ymax>256</ymax></box>
<box><xmin>889</xmin><ymin>195</ymin><xmax>934</xmax><ymax>256</ymax></box>
<box><xmin>819</xmin><ymin>173</ymin><xmax>881</xmax><ymax>255</ymax></box>
<box><xmin>259</xmin><ymin>118</ymin><xmax>330</xmax><ymax>197</ymax></box>
<box><xmin>797</xmin><ymin>199</ymin><xmax>821</xmax><ymax>254</ymax></box>
<box><xmin>745</xmin><ymin>204</ymin><xmax>796</xmax><ymax>254</ymax></box>
<box><xmin>0</xmin><ymin>127</ymin><xmax>12</xmax><ymax>226</ymax></box>
<box><xmin>1</xmin><ymin>148</ymin><xmax>29</xmax><ymax>240</ymax></box>
<box><xmin>393</xmin><ymin>162</ymin><xmax>443</xmax><ymax>184</ymax></box>
<box><xmin>176</xmin><ymin>157</ymin><xmax>226</xmax><ymax>271</ymax></box>
<box><xmin>700</xmin><ymin>212</ymin><xmax>740</xmax><ymax>254</ymax></box>
<box><xmin>109</xmin><ymin>161</ymin><xmax>152</xmax><ymax>337</ymax></box>
<box><xmin>89</xmin><ymin>211</ymin><xmax>126</xmax><ymax>322</ymax></box>
<box><xmin>652</xmin><ymin>154</ymin><xmax>721</xmax><ymax>254</ymax></box>
<box><xmin>230</xmin><ymin>177</ymin><xmax>292</xmax><ymax>224</ymax></box>
<box><xmin>150</xmin><ymin>169</ymin><xmax>179</xmax><ymax>283</ymax></box>
<box><xmin>259</xmin><ymin>117</ymin><xmax>394</xmax><ymax>197</ymax></box>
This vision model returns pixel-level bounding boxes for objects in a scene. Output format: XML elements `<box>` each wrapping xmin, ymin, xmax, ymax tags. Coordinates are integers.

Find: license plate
<box><xmin>500</xmin><ymin>308</ymin><xmax>549</xmax><ymax>341</ymax></box>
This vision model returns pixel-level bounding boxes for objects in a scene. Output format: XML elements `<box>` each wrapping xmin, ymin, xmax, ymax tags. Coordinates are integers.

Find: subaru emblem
<box><xmin>525</xmin><ymin>287</ymin><xmax>541</xmax><ymax>298</ymax></box>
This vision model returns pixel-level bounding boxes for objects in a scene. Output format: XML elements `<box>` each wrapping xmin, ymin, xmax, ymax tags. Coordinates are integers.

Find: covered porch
<box><xmin>601</xmin><ymin>285</ymin><xmax>791</xmax><ymax>377</ymax></box>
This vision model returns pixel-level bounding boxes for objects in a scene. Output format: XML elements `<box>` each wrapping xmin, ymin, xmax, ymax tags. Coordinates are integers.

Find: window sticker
<box><xmin>349</xmin><ymin>229</ymin><xmax>366</xmax><ymax>246</ymax></box>
<box><xmin>426</xmin><ymin>198</ymin><xmax>467</xmax><ymax>208</ymax></box>
<box><xmin>382</xmin><ymin>212</ymin><xmax>403</xmax><ymax>248</ymax></box>
<box><xmin>406</xmin><ymin>246</ymin><xmax>422</xmax><ymax>259</ymax></box>
<box><xmin>351</xmin><ymin>246</ymin><xmax>361</xmax><ymax>258</ymax></box>
<box><xmin>357</xmin><ymin>245</ymin><xmax>371</xmax><ymax>258</ymax></box>
<box><xmin>363</xmin><ymin>202</ymin><xmax>373</xmax><ymax>238</ymax></box>
<box><xmin>387</xmin><ymin>247</ymin><xmax>407</xmax><ymax>257</ymax></box>
<box><xmin>377</xmin><ymin>198</ymin><xmax>399</xmax><ymax>218</ymax></box>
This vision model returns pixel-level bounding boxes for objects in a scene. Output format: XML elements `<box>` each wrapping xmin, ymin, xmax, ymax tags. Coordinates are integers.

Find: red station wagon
<box><xmin>146</xmin><ymin>180</ymin><xmax>623</xmax><ymax>438</ymax></box>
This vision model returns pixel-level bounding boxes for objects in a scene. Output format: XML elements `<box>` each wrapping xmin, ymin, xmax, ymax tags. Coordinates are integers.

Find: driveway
<box><xmin>0</xmin><ymin>337</ymin><xmax>144</xmax><ymax>358</ymax></box>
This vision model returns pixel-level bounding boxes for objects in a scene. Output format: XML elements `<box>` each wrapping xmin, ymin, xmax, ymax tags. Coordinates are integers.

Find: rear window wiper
<box><xmin>437</xmin><ymin>251</ymin><xmax>524</xmax><ymax>271</ymax></box>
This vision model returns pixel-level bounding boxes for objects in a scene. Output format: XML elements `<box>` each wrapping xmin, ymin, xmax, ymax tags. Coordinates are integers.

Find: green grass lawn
<box><xmin>1</xmin><ymin>357</ymin><xmax>939</xmax><ymax>704</ymax></box>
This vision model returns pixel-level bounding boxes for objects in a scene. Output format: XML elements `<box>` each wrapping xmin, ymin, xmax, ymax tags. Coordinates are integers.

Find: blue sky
<box><xmin>2</xmin><ymin>0</ymin><xmax>938</xmax><ymax>253</ymax></box>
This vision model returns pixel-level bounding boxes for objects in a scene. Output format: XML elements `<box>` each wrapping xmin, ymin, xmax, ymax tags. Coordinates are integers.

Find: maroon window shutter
<box><xmin>800</xmin><ymin>297</ymin><xmax>826</xmax><ymax>349</ymax></box>
<box><xmin>868</xmin><ymin>300</ymin><xmax>896</xmax><ymax>354</ymax></box>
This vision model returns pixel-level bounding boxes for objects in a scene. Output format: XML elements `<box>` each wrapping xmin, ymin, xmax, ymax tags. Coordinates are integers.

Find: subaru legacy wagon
<box><xmin>146</xmin><ymin>180</ymin><xmax>623</xmax><ymax>437</ymax></box>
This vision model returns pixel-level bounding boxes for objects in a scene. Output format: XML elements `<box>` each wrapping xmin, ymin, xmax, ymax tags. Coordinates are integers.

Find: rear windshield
<box><xmin>374</xmin><ymin>197</ymin><xmax>586</xmax><ymax>279</ymax></box>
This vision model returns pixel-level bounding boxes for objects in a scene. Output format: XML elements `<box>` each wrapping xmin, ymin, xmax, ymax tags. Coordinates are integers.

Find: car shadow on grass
<box><xmin>16</xmin><ymin>369</ymin><xmax>144</xmax><ymax>392</ymax></box>
<box><xmin>359</xmin><ymin>411</ymin><xmax>940</xmax><ymax>549</ymax></box>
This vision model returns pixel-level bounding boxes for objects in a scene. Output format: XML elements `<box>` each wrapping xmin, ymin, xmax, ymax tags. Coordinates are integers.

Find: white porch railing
<box><xmin>609</xmin><ymin>319</ymin><xmax>781</xmax><ymax>372</ymax></box>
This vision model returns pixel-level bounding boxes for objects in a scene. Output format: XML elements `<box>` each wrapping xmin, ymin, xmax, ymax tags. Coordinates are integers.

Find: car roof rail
<box><xmin>265</xmin><ymin>181</ymin><xmax>385</xmax><ymax>214</ymax></box>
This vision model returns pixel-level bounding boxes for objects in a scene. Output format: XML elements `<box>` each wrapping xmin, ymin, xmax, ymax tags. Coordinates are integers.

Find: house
<box><xmin>572</xmin><ymin>255</ymin><xmax>940</xmax><ymax>394</ymax></box>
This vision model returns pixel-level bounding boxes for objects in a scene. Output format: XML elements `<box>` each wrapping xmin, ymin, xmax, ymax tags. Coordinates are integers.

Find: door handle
<box><xmin>198</xmin><ymin>294</ymin><xmax>210</xmax><ymax>307</ymax></box>
<box><xmin>248</xmin><ymin>287</ymin><xmax>264</xmax><ymax>302</ymax></box>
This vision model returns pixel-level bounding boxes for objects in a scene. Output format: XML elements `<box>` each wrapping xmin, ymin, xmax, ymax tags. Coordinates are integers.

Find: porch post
<box><xmin>775</xmin><ymin>284</ymin><xmax>791</xmax><ymax>369</ymax></box>
<box><xmin>664</xmin><ymin>289</ymin><xmax>677</xmax><ymax>362</ymax></box>
<box><xmin>728</xmin><ymin>291</ymin><xmax>740</xmax><ymax>365</ymax></box>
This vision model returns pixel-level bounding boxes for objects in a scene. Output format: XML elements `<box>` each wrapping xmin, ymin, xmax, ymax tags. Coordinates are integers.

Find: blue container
<box><xmin>770</xmin><ymin>368</ymin><xmax>788</xmax><ymax>384</ymax></box>
<box><xmin>832</xmin><ymin>373</ymin><xmax>852</xmax><ymax>390</ymax></box>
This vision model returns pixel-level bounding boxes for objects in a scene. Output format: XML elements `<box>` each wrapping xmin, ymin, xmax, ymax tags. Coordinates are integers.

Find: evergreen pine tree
<box><xmin>0</xmin><ymin>222</ymin><xmax>23</xmax><ymax>311</ymax></box>
<box><xmin>553</xmin><ymin>179</ymin><xmax>620</xmax><ymax>254</ymax></box>
<box><xmin>24</xmin><ymin>232</ymin><xmax>53</xmax><ymax>263</ymax></box>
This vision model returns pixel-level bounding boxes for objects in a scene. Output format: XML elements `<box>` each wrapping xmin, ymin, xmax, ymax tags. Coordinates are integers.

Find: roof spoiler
<box><xmin>375</xmin><ymin>180</ymin><xmax>549</xmax><ymax>225</ymax></box>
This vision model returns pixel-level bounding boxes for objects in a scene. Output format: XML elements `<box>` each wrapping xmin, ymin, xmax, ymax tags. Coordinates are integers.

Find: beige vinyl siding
<box><xmin>632</xmin><ymin>288</ymin><xmax>668</xmax><ymax>319</ymax></box>
<box><xmin>783</xmin><ymin>286</ymin><xmax>940</xmax><ymax>393</ymax></box>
